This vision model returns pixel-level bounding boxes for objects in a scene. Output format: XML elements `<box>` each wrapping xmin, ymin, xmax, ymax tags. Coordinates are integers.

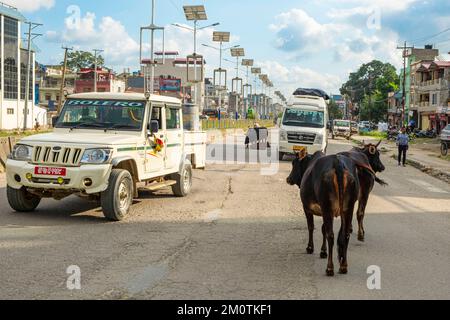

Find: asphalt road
<box><xmin>0</xmin><ymin>136</ymin><xmax>449</xmax><ymax>300</ymax></box>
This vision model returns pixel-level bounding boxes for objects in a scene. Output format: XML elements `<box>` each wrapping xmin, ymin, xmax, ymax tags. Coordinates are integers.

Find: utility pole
<box><xmin>23</xmin><ymin>22</ymin><xmax>43</xmax><ymax>131</ymax></box>
<box><xmin>58</xmin><ymin>46</ymin><xmax>73</xmax><ymax>114</ymax></box>
<box><xmin>93</xmin><ymin>49</ymin><xmax>104</xmax><ymax>92</ymax></box>
<box><xmin>397</xmin><ymin>42</ymin><xmax>414</xmax><ymax>127</ymax></box>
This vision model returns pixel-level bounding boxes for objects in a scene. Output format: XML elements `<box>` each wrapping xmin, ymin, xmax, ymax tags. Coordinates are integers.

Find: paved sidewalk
<box><xmin>351</xmin><ymin>135</ymin><xmax>450</xmax><ymax>183</ymax></box>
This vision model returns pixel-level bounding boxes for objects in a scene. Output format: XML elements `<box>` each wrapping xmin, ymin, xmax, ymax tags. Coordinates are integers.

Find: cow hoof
<box><xmin>339</xmin><ymin>267</ymin><xmax>348</xmax><ymax>275</ymax></box>
<box><xmin>306</xmin><ymin>247</ymin><xmax>314</xmax><ymax>254</ymax></box>
<box><xmin>320</xmin><ymin>251</ymin><xmax>328</xmax><ymax>259</ymax></box>
<box><xmin>358</xmin><ymin>234</ymin><xmax>365</xmax><ymax>242</ymax></box>
<box><xmin>326</xmin><ymin>269</ymin><xmax>334</xmax><ymax>277</ymax></box>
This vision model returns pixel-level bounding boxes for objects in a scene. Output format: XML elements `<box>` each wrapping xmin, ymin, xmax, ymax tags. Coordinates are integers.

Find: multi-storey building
<box><xmin>411</xmin><ymin>60</ymin><xmax>450</xmax><ymax>133</ymax></box>
<box><xmin>400</xmin><ymin>45</ymin><xmax>439</xmax><ymax>125</ymax></box>
<box><xmin>37</xmin><ymin>65</ymin><xmax>77</xmax><ymax>110</ymax></box>
<box><xmin>0</xmin><ymin>3</ymin><xmax>46</xmax><ymax>129</ymax></box>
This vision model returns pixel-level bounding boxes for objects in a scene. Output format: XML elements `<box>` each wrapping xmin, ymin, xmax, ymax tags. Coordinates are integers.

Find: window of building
<box><xmin>432</xmin><ymin>93</ymin><xmax>438</xmax><ymax>105</ymax></box>
<box><xmin>7</xmin><ymin>108</ymin><xmax>14</xmax><ymax>115</ymax></box>
<box><xmin>166</xmin><ymin>107</ymin><xmax>181</xmax><ymax>130</ymax></box>
<box><xmin>4</xmin><ymin>17</ymin><xmax>18</xmax><ymax>100</ymax></box>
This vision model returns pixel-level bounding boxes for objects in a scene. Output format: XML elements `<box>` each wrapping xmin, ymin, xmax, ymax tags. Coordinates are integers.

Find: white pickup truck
<box><xmin>6</xmin><ymin>93</ymin><xmax>206</xmax><ymax>221</ymax></box>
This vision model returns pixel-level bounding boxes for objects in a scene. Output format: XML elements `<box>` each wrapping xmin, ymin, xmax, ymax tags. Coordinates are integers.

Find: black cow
<box><xmin>287</xmin><ymin>150</ymin><xmax>360</xmax><ymax>276</ymax></box>
<box><xmin>339</xmin><ymin>141</ymin><xmax>387</xmax><ymax>241</ymax></box>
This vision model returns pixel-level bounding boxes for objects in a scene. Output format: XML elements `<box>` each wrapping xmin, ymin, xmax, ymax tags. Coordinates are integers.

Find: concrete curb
<box><xmin>390</xmin><ymin>154</ymin><xmax>450</xmax><ymax>184</ymax></box>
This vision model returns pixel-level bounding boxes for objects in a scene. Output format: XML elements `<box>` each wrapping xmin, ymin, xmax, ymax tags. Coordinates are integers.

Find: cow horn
<box><xmin>296</xmin><ymin>149</ymin><xmax>307</xmax><ymax>160</ymax></box>
<box><xmin>376</xmin><ymin>140</ymin><xmax>382</xmax><ymax>148</ymax></box>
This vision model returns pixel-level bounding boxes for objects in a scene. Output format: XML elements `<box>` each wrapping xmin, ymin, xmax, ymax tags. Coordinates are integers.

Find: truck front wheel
<box><xmin>101</xmin><ymin>169</ymin><xmax>133</xmax><ymax>221</ymax></box>
<box><xmin>171</xmin><ymin>163</ymin><xmax>192</xmax><ymax>197</ymax></box>
<box><xmin>7</xmin><ymin>186</ymin><xmax>41</xmax><ymax>212</ymax></box>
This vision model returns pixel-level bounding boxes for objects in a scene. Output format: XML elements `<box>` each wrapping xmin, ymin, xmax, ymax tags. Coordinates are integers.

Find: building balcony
<box><xmin>416</xmin><ymin>78</ymin><xmax>449</xmax><ymax>92</ymax></box>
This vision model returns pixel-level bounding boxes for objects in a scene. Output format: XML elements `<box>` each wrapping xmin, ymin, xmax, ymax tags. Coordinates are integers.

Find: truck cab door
<box><xmin>145</xmin><ymin>105</ymin><xmax>165</xmax><ymax>173</ymax></box>
<box><xmin>163</xmin><ymin>105</ymin><xmax>183</xmax><ymax>170</ymax></box>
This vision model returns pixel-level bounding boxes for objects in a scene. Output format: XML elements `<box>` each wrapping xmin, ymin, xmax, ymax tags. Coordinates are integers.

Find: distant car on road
<box><xmin>332</xmin><ymin>120</ymin><xmax>351</xmax><ymax>139</ymax></box>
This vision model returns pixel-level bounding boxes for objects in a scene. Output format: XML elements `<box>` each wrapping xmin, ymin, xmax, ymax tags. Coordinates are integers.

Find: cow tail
<box><xmin>334</xmin><ymin>156</ymin><xmax>345</xmax><ymax>219</ymax></box>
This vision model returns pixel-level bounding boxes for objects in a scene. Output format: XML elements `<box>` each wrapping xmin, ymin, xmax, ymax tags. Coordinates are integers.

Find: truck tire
<box><xmin>7</xmin><ymin>186</ymin><xmax>41</xmax><ymax>212</ymax></box>
<box><xmin>101</xmin><ymin>169</ymin><xmax>133</xmax><ymax>221</ymax></box>
<box><xmin>171</xmin><ymin>163</ymin><xmax>192</xmax><ymax>197</ymax></box>
<box><xmin>279</xmin><ymin>152</ymin><xmax>286</xmax><ymax>161</ymax></box>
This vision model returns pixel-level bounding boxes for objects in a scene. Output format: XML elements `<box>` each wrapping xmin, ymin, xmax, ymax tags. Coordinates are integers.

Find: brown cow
<box><xmin>339</xmin><ymin>141</ymin><xmax>387</xmax><ymax>241</ymax></box>
<box><xmin>287</xmin><ymin>150</ymin><xmax>360</xmax><ymax>276</ymax></box>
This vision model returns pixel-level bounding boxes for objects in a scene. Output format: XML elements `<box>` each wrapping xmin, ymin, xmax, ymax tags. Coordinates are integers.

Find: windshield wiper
<box><xmin>70</xmin><ymin>123</ymin><xmax>105</xmax><ymax>130</ymax></box>
<box><xmin>105</xmin><ymin>124</ymin><xmax>138</xmax><ymax>131</ymax></box>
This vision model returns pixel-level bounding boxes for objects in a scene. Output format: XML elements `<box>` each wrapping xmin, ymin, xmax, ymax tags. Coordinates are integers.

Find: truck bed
<box><xmin>184</xmin><ymin>131</ymin><xmax>207</xmax><ymax>169</ymax></box>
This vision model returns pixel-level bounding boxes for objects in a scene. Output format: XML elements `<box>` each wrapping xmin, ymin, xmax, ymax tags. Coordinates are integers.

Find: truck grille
<box><xmin>33</xmin><ymin>146</ymin><xmax>83</xmax><ymax>166</ymax></box>
<box><xmin>287</xmin><ymin>132</ymin><xmax>316</xmax><ymax>145</ymax></box>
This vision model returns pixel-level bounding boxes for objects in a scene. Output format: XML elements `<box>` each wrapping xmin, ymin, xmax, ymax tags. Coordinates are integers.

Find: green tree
<box><xmin>328</xmin><ymin>99</ymin><xmax>343</xmax><ymax>120</ymax></box>
<box><xmin>340</xmin><ymin>60</ymin><xmax>399</xmax><ymax>122</ymax></box>
<box><xmin>62</xmin><ymin>51</ymin><xmax>105</xmax><ymax>71</ymax></box>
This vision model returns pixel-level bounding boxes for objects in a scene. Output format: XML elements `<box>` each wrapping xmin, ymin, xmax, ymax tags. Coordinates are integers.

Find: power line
<box><xmin>409</xmin><ymin>27</ymin><xmax>450</xmax><ymax>44</ymax></box>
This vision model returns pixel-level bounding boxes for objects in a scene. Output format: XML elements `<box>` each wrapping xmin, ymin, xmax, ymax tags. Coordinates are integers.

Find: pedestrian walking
<box><xmin>397</xmin><ymin>127</ymin><xmax>409</xmax><ymax>167</ymax></box>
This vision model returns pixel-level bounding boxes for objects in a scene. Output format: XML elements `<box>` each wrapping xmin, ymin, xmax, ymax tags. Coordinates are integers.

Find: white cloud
<box><xmin>3</xmin><ymin>0</ymin><xmax>54</xmax><ymax>12</ymax></box>
<box><xmin>257</xmin><ymin>60</ymin><xmax>343</xmax><ymax>97</ymax></box>
<box><xmin>325</xmin><ymin>0</ymin><xmax>420</xmax><ymax>15</ymax></box>
<box><xmin>269</xmin><ymin>8</ymin><xmax>404</xmax><ymax>92</ymax></box>
<box><xmin>46</xmin><ymin>12</ymin><xmax>141</xmax><ymax>70</ymax></box>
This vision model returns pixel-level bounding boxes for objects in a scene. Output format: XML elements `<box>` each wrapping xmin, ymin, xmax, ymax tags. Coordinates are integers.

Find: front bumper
<box><xmin>6</xmin><ymin>160</ymin><xmax>112</xmax><ymax>194</ymax></box>
<box><xmin>279</xmin><ymin>141</ymin><xmax>325</xmax><ymax>154</ymax></box>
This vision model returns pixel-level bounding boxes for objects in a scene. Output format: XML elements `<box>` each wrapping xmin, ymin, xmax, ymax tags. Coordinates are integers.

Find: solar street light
<box><xmin>183</xmin><ymin>5</ymin><xmax>207</xmax><ymax>21</ymax></box>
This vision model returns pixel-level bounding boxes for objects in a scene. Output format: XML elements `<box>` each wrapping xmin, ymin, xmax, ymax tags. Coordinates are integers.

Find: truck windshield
<box><xmin>282</xmin><ymin>108</ymin><xmax>324</xmax><ymax>128</ymax></box>
<box><xmin>334</xmin><ymin>121</ymin><xmax>350</xmax><ymax>127</ymax></box>
<box><xmin>55</xmin><ymin>99</ymin><xmax>146</xmax><ymax>131</ymax></box>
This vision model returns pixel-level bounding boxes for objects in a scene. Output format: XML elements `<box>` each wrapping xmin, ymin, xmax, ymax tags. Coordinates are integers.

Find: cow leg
<box><xmin>357</xmin><ymin>191</ymin><xmax>370</xmax><ymax>242</ymax></box>
<box><xmin>338</xmin><ymin>204</ymin><xmax>355</xmax><ymax>275</ymax></box>
<box><xmin>323</xmin><ymin>215</ymin><xmax>334</xmax><ymax>276</ymax></box>
<box><xmin>320</xmin><ymin>224</ymin><xmax>327</xmax><ymax>259</ymax></box>
<box><xmin>304</xmin><ymin>208</ymin><xmax>315</xmax><ymax>254</ymax></box>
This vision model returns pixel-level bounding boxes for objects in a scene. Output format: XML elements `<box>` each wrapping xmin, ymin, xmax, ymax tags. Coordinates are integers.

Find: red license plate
<box><xmin>34</xmin><ymin>167</ymin><xmax>67</xmax><ymax>176</ymax></box>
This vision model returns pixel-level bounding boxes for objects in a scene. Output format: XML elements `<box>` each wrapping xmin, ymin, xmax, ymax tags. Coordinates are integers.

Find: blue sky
<box><xmin>8</xmin><ymin>0</ymin><xmax>450</xmax><ymax>96</ymax></box>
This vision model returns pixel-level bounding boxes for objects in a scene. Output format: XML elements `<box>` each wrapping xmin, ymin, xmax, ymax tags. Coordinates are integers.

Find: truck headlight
<box><xmin>11</xmin><ymin>144</ymin><xmax>33</xmax><ymax>161</ymax></box>
<box><xmin>315</xmin><ymin>134</ymin><xmax>324</xmax><ymax>145</ymax></box>
<box><xmin>81</xmin><ymin>149</ymin><xmax>112</xmax><ymax>164</ymax></box>
<box><xmin>280</xmin><ymin>129</ymin><xmax>288</xmax><ymax>141</ymax></box>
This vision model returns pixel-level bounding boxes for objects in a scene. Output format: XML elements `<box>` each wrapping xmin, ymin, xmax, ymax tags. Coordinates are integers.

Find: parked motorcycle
<box><xmin>414</xmin><ymin>129</ymin><xmax>436</xmax><ymax>139</ymax></box>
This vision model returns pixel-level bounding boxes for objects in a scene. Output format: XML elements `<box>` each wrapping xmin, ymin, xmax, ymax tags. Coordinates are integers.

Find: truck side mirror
<box><xmin>149</xmin><ymin>120</ymin><xmax>159</xmax><ymax>134</ymax></box>
<box><xmin>52</xmin><ymin>116</ymin><xmax>59</xmax><ymax>127</ymax></box>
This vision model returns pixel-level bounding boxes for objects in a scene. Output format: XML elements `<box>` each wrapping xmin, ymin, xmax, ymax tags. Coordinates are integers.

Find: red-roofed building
<box><xmin>75</xmin><ymin>67</ymin><xmax>125</xmax><ymax>94</ymax></box>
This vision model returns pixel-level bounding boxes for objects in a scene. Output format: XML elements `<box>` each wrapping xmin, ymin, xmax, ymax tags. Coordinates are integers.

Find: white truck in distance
<box><xmin>278</xmin><ymin>95</ymin><xmax>329</xmax><ymax>160</ymax></box>
<box><xmin>6</xmin><ymin>93</ymin><xmax>206</xmax><ymax>221</ymax></box>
